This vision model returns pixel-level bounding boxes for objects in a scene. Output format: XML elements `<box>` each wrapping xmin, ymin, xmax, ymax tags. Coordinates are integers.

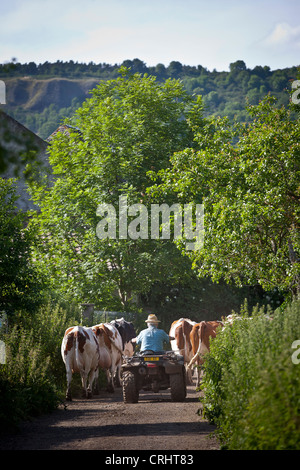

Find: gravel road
<box><xmin>0</xmin><ymin>379</ymin><xmax>219</xmax><ymax>452</ymax></box>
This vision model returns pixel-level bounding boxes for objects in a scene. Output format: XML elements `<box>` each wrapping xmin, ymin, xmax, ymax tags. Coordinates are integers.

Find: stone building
<box><xmin>0</xmin><ymin>109</ymin><xmax>50</xmax><ymax>211</ymax></box>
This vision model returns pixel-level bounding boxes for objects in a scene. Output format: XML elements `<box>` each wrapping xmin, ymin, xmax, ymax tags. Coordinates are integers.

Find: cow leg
<box><xmin>114</xmin><ymin>365</ymin><xmax>122</xmax><ymax>387</ymax></box>
<box><xmin>106</xmin><ymin>368</ymin><xmax>115</xmax><ymax>393</ymax></box>
<box><xmin>192</xmin><ymin>356</ymin><xmax>204</xmax><ymax>387</ymax></box>
<box><xmin>82</xmin><ymin>369</ymin><xmax>97</xmax><ymax>398</ymax></box>
<box><xmin>199</xmin><ymin>357</ymin><xmax>205</xmax><ymax>386</ymax></box>
<box><xmin>194</xmin><ymin>365</ymin><xmax>200</xmax><ymax>387</ymax></box>
<box><xmin>87</xmin><ymin>368</ymin><xmax>98</xmax><ymax>398</ymax></box>
<box><xmin>65</xmin><ymin>366</ymin><xmax>73</xmax><ymax>401</ymax></box>
<box><xmin>185</xmin><ymin>365</ymin><xmax>194</xmax><ymax>385</ymax></box>
<box><xmin>93</xmin><ymin>369</ymin><xmax>100</xmax><ymax>395</ymax></box>
<box><xmin>80</xmin><ymin>370</ymin><xmax>89</xmax><ymax>398</ymax></box>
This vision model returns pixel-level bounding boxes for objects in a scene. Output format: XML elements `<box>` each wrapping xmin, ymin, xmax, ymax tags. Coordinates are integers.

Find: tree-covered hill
<box><xmin>0</xmin><ymin>58</ymin><xmax>298</xmax><ymax>138</ymax></box>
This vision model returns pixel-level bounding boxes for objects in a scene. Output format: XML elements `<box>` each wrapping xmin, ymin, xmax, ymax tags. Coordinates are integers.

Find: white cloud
<box><xmin>264</xmin><ymin>22</ymin><xmax>300</xmax><ymax>47</ymax></box>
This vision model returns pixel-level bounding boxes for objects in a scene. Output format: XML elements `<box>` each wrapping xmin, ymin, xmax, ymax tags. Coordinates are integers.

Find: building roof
<box><xmin>46</xmin><ymin>124</ymin><xmax>82</xmax><ymax>142</ymax></box>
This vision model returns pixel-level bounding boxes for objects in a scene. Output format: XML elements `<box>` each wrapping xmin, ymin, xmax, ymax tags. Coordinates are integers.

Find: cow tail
<box><xmin>74</xmin><ymin>330</ymin><xmax>84</xmax><ymax>371</ymax></box>
<box><xmin>188</xmin><ymin>324</ymin><xmax>204</xmax><ymax>369</ymax></box>
<box><xmin>187</xmin><ymin>341</ymin><xmax>201</xmax><ymax>369</ymax></box>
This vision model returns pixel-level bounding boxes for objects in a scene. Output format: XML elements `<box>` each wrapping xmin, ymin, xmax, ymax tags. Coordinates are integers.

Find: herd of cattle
<box><xmin>61</xmin><ymin>319</ymin><xmax>136</xmax><ymax>400</ymax></box>
<box><xmin>61</xmin><ymin>316</ymin><xmax>233</xmax><ymax>400</ymax></box>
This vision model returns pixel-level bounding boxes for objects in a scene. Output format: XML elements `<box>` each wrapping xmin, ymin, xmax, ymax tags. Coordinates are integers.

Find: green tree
<box><xmin>167</xmin><ymin>61</ymin><xmax>183</xmax><ymax>78</ymax></box>
<box><xmin>153</xmin><ymin>96</ymin><xmax>300</xmax><ymax>298</ymax></box>
<box><xmin>154</xmin><ymin>63</ymin><xmax>167</xmax><ymax>80</ymax></box>
<box><xmin>0</xmin><ymin>179</ymin><xmax>46</xmax><ymax>316</ymax></box>
<box><xmin>29</xmin><ymin>69</ymin><xmax>201</xmax><ymax>308</ymax></box>
<box><xmin>121</xmin><ymin>58</ymin><xmax>148</xmax><ymax>74</ymax></box>
<box><xmin>229</xmin><ymin>60</ymin><xmax>247</xmax><ymax>73</ymax></box>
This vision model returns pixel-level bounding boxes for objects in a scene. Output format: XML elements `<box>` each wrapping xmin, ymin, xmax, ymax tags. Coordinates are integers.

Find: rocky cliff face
<box><xmin>5</xmin><ymin>77</ymin><xmax>99</xmax><ymax>111</ymax></box>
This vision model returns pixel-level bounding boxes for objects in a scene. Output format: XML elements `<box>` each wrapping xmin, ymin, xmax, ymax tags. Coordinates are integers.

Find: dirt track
<box><xmin>0</xmin><ymin>380</ymin><xmax>219</xmax><ymax>451</ymax></box>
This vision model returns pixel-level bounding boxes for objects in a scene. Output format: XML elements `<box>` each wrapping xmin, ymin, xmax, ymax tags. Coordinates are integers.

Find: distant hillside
<box><xmin>2</xmin><ymin>77</ymin><xmax>100</xmax><ymax>139</ymax></box>
<box><xmin>6</xmin><ymin>77</ymin><xmax>99</xmax><ymax>111</ymax></box>
<box><xmin>1</xmin><ymin>59</ymin><xmax>298</xmax><ymax>139</ymax></box>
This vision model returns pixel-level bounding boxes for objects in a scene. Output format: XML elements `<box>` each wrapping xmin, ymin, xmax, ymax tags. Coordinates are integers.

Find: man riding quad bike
<box><xmin>121</xmin><ymin>314</ymin><xmax>186</xmax><ymax>403</ymax></box>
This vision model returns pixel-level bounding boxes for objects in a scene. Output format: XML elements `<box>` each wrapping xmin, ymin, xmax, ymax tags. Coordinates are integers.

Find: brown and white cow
<box><xmin>169</xmin><ymin>318</ymin><xmax>196</xmax><ymax>384</ymax></box>
<box><xmin>92</xmin><ymin>323</ymin><xmax>124</xmax><ymax>392</ymax></box>
<box><xmin>61</xmin><ymin>325</ymin><xmax>100</xmax><ymax>401</ymax></box>
<box><xmin>188</xmin><ymin>320</ymin><xmax>223</xmax><ymax>384</ymax></box>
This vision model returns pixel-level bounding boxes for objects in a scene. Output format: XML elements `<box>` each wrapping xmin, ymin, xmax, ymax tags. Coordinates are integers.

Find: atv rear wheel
<box><xmin>122</xmin><ymin>370</ymin><xmax>139</xmax><ymax>403</ymax></box>
<box><xmin>170</xmin><ymin>372</ymin><xmax>186</xmax><ymax>402</ymax></box>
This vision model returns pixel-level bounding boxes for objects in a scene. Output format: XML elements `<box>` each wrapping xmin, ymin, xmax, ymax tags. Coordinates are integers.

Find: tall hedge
<box><xmin>200</xmin><ymin>301</ymin><xmax>300</xmax><ymax>449</ymax></box>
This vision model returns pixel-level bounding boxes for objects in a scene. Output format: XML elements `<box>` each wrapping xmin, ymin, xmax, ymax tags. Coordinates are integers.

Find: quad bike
<box><xmin>121</xmin><ymin>350</ymin><xmax>186</xmax><ymax>403</ymax></box>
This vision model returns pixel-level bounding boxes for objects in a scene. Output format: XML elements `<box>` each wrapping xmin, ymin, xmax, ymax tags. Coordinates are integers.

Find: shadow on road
<box><xmin>0</xmin><ymin>380</ymin><xmax>219</xmax><ymax>450</ymax></box>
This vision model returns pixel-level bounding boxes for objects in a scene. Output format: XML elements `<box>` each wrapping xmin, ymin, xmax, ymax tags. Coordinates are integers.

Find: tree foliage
<box><xmin>0</xmin><ymin>179</ymin><xmax>46</xmax><ymax>316</ymax></box>
<box><xmin>29</xmin><ymin>69</ymin><xmax>201</xmax><ymax>308</ymax></box>
<box><xmin>152</xmin><ymin>96</ymin><xmax>300</xmax><ymax>298</ymax></box>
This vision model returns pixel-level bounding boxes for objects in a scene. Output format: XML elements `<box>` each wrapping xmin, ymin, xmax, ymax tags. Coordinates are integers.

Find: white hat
<box><xmin>145</xmin><ymin>314</ymin><xmax>160</xmax><ymax>323</ymax></box>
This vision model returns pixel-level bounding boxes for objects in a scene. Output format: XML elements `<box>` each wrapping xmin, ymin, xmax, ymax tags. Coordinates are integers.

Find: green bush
<box><xmin>13</xmin><ymin>300</ymin><xmax>81</xmax><ymax>389</ymax></box>
<box><xmin>0</xmin><ymin>328</ymin><xmax>59</xmax><ymax>432</ymax></box>
<box><xmin>0</xmin><ymin>299</ymin><xmax>81</xmax><ymax>432</ymax></box>
<box><xmin>200</xmin><ymin>301</ymin><xmax>300</xmax><ymax>449</ymax></box>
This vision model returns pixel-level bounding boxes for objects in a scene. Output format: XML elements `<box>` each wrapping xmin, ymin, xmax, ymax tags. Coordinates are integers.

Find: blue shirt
<box><xmin>135</xmin><ymin>325</ymin><xmax>170</xmax><ymax>352</ymax></box>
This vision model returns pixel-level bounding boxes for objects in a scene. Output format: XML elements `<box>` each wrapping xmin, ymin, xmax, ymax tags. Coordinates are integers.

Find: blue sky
<box><xmin>1</xmin><ymin>0</ymin><xmax>300</xmax><ymax>71</ymax></box>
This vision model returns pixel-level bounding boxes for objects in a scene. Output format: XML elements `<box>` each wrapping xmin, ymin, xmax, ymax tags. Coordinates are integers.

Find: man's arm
<box><xmin>132</xmin><ymin>331</ymin><xmax>142</xmax><ymax>345</ymax></box>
